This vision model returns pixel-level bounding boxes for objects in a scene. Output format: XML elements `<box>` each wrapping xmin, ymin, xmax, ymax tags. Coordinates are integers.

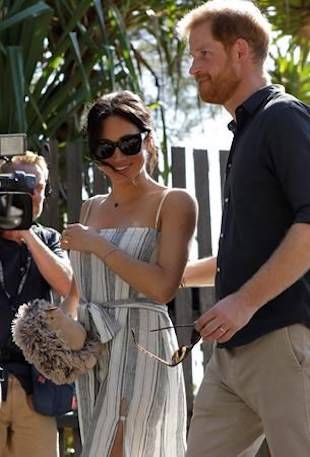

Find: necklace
<box><xmin>108</xmin><ymin>194</ymin><xmax>119</xmax><ymax>208</ymax></box>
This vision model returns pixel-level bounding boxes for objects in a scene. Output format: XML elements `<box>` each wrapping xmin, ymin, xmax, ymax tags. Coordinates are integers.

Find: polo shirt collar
<box><xmin>228</xmin><ymin>85</ymin><xmax>285</xmax><ymax>133</ymax></box>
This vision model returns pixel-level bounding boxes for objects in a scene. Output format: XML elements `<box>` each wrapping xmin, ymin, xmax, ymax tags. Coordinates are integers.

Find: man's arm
<box><xmin>182</xmin><ymin>256</ymin><xmax>217</xmax><ymax>287</ymax></box>
<box><xmin>197</xmin><ymin>223</ymin><xmax>310</xmax><ymax>342</ymax></box>
<box><xmin>22</xmin><ymin>228</ymin><xmax>72</xmax><ymax>297</ymax></box>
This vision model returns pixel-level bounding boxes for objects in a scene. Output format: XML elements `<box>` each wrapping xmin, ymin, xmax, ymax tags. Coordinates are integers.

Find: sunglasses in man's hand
<box><xmin>131</xmin><ymin>324</ymin><xmax>201</xmax><ymax>367</ymax></box>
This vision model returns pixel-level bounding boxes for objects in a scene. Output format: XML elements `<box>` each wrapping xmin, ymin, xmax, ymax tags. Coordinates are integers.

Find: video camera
<box><xmin>0</xmin><ymin>134</ymin><xmax>34</xmax><ymax>230</ymax></box>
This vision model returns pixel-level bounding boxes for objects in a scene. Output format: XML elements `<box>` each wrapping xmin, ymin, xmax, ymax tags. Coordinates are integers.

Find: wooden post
<box><xmin>171</xmin><ymin>146</ymin><xmax>195</xmax><ymax>423</ymax></box>
<box><xmin>193</xmin><ymin>149</ymin><xmax>216</xmax><ymax>364</ymax></box>
<box><xmin>93</xmin><ymin>166</ymin><xmax>109</xmax><ymax>196</ymax></box>
<box><xmin>40</xmin><ymin>140</ymin><xmax>60</xmax><ymax>230</ymax></box>
<box><xmin>66</xmin><ymin>141</ymin><xmax>83</xmax><ymax>223</ymax></box>
<box><xmin>193</xmin><ymin>149</ymin><xmax>212</xmax><ymax>257</ymax></box>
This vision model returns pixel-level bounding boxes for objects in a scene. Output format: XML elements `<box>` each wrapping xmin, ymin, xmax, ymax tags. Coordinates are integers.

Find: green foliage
<box><xmin>0</xmin><ymin>0</ymin><xmax>309</xmax><ymax>180</ymax></box>
<box><xmin>0</xmin><ymin>0</ymin><xmax>201</xmax><ymax>183</ymax></box>
<box><xmin>258</xmin><ymin>0</ymin><xmax>310</xmax><ymax>104</ymax></box>
<box><xmin>0</xmin><ymin>1</ymin><xmax>53</xmax><ymax>134</ymax></box>
<box><xmin>259</xmin><ymin>0</ymin><xmax>310</xmax><ymax>41</ymax></box>
<box><xmin>0</xmin><ymin>0</ymin><xmax>146</xmax><ymax>147</ymax></box>
<box><xmin>270</xmin><ymin>36</ymin><xmax>310</xmax><ymax>103</ymax></box>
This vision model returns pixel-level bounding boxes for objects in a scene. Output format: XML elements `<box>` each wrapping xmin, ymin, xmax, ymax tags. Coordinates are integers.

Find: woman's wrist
<box><xmin>86</xmin><ymin>230</ymin><xmax>102</xmax><ymax>253</ymax></box>
<box><xmin>102</xmin><ymin>245</ymin><xmax>118</xmax><ymax>262</ymax></box>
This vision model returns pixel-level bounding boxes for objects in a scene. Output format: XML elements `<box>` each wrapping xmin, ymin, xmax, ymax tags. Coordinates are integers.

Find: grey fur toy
<box><xmin>12</xmin><ymin>298</ymin><xmax>102</xmax><ymax>384</ymax></box>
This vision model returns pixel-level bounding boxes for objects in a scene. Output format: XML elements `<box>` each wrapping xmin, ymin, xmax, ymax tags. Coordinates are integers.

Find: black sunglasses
<box><xmin>93</xmin><ymin>131</ymin><xmax>149</xmax><ymax>162</ymax></box>
<box><xmin>131</xmin><ymin>324</ymin><xmax>201</xmax><ymax>367</ymax></box>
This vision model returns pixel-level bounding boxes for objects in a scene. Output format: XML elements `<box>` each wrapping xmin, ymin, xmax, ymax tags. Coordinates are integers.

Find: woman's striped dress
<box><xmin>70</xmin><ymin>226</ymin><xmax>187</xmax><ymax>457</ymax></box>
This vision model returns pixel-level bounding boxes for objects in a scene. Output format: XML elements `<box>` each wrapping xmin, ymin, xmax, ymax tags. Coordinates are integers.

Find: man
<box><xmin>0</xmin><ymin>152</ymin><xmax>72</xmax><ymax>457</ymax></box>
<box><xmin>178</xmin><ymin>1</ymin><xmax>310</xmax><ymax>456</ymax></box>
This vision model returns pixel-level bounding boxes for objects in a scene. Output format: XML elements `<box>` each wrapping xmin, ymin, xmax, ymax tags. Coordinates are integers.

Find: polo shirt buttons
<box><xmin>220</xmin><ymin>233</ymin><xmax>224</xmax><ymax>238</ymax></box>
<box><xmin>224</xmin><ymin>197</ymin><xmax>229</xmax><ymax>203</ymax></box>
<box><xmin>217</xmin><ymin>267</ymin><xmax>221</xmax><ymax>273</ymax></box>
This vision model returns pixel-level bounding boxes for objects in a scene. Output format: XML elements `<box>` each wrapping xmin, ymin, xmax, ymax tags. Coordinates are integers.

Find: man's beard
<box><xmin>197</xmin><ymin>65</ymin><xmax>241</xmax><ymax>105</ymax></box>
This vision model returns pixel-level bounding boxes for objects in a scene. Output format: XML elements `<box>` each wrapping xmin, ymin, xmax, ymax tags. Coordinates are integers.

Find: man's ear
<box><xmin>233</xmin><ymin>38</ymin><xmax>251</xmax><ymax>62</ymax></box>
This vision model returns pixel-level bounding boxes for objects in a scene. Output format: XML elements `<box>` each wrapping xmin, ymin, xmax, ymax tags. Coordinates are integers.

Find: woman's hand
<box><xmin>61</xmin><ymin>223</ymin><xmax>99</xmax><ymax>252</ymax></box>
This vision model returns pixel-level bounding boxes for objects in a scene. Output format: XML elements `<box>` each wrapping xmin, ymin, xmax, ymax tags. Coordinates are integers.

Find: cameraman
<box><xmin>0</xmin><ymin>151</ymin><xmax>72</xmax><ymax>457</ymax></box>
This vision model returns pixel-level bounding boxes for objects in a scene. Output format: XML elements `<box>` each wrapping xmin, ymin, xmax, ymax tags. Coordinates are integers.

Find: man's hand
<box><xmin>195</xmin><ymin>292</ymin><xmax>257</xmax><ymax>343</ymax></box>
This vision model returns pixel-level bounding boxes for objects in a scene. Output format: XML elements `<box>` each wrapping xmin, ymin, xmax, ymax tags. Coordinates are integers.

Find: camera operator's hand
<box><xmin>1</xmin><ymin>229</ymin><xmax>28</xmax><ymax>244</ymax></box>
<box><xmin>1</xmin><ymin>228</ymin><xmax>39</xmax><ymax>245</ymax></box>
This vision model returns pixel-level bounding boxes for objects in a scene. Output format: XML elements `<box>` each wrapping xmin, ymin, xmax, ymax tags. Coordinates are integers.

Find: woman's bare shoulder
<box><xmin>81</xmin><ymin>194</ymin><xmax>109</xmax><ymax>208</ymax></box>
<box><xmin>158</xmin><ymin>188</ymin><xmax>197</xmax><ymax>224</ymax></box>
<box><xmin>80</xmin><ymin>194</ymin><xmax>109</xmax><ymax>220</ymax></box>
<box><xmin>164</xmin><ymin>188</ymin><xmax>197</xmax><ymax>208</ymax></box>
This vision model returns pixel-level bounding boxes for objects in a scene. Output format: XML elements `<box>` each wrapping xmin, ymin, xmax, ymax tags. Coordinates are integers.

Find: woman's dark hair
<box><xmin>87</xmin><ymin>90</ymin><xmax>157</xmax><ymax>173</ymax></box>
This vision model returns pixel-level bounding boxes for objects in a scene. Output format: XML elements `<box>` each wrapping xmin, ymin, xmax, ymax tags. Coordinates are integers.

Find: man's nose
<box><xmin>189</xmin><ymin>59</ymin><xmax>199</xmax><ymax>76</ymax></box>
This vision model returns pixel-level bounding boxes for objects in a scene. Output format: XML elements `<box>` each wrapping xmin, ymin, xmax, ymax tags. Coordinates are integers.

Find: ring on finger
<box><xmin>218</xmin><ymin>326</ymin><xmax>226</xmax><ymax>333</ymax></box>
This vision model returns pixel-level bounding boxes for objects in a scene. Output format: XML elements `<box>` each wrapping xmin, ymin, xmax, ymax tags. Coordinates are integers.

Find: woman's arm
<box><xmin>61</xmin><ymin>278</ymin><xmax>80</xmax><ymax>318</ymax></box>
<box><xmin>62</xmin><ymin>190</ymin><xmax>197</xmax><ymax>304</ymax></box>
<box><xmin>54</xmin><ymin>278</ymin><xmax>86</xmax><ymax>350</ymax></box>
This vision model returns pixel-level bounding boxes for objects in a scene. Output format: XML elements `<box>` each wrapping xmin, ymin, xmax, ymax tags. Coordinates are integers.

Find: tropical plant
<box><xmin>259</xmin><ymin>0</ymin><xmax>310</xmax><ymax>104</ymax></box>
<box><xmin>270</xmin><ymin>35</ymin><xmax>310</xmax><ymax>103</ymax></box>
<box><xmin>0</xmin><ymin>0</ymin><xmax>201</xmax><ymax>183</ymax></box>
<box><xmin>0</xmin><ymin>0</ymin><xmax>143</xmax><ymax>145</ymax></box>
<box><xmin>0</xmin><ymin>0</ymin><xmax>309</xmax><ymax>169</ymax></box>
<box><xmin>259</xmin><ymin>0</ymin><xmax>310</xmax><ymax>41</ymax></box>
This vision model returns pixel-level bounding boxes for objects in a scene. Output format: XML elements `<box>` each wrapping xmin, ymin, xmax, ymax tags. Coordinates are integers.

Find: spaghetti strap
<box><xmin>80</xmin><ymin>200</ymin><xmax>93</xmax><ymax>224</ymax></box>
<box><xmin>154</xmin><ymin>189</ymin><xmax>170</xmax><ymax>230</ymax></box>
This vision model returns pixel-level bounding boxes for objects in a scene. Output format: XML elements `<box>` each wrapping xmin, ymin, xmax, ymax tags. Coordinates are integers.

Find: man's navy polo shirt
<box><xmin>0</xmin><ymin>224</ymin><xmax>67</xmax><ymax>396</ymax></box>
<box><xmin>216</xmin><ymin>85</ymin><xmax>310</xmax><ymax>348</ymax></box>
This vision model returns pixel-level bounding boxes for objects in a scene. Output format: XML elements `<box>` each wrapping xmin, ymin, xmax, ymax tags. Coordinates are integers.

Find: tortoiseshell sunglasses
<box><xmin>131</xmin><ymin>324</ymin><xmax>201</xmax><ymax>367</ymax></box>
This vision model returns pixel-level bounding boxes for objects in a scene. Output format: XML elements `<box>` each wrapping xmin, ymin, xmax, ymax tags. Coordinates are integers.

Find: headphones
<box><xmin>44</xmin><ymin>178</ymin><xmax>52</xmax><ymax>199</ymax></box>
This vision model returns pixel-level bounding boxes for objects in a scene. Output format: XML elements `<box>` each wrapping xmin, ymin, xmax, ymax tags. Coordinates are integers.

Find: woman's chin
<box><xmin>110</xmin><ymin>169</ymin><xmax>141</xmax><ymax>184</ymax></box>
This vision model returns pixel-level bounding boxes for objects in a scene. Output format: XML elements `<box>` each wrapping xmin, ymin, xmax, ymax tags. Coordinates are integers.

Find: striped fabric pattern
<box><xmin>70</xmin><ymin>227</ymin><xmax>187</xmax><ymax>457</ymax></box>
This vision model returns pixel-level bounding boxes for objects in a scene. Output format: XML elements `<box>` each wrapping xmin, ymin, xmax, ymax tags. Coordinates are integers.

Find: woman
<box><xmin>61</xmin><ymin>90</ymin><xmax>197</xmax><ymax>457</ymax></box>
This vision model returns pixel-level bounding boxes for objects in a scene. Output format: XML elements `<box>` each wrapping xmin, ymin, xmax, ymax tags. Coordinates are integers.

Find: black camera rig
<box><xmin>0</xmin><ymin>134</ymin><xmax>34</xmax><ymax>230</ymax></box>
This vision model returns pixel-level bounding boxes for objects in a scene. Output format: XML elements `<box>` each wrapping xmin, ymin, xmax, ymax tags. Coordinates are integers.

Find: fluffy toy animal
<box><xmin>12</xmin><ymin>299</ymin><xmax>103</xmax><ymax>384</ymax></box>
